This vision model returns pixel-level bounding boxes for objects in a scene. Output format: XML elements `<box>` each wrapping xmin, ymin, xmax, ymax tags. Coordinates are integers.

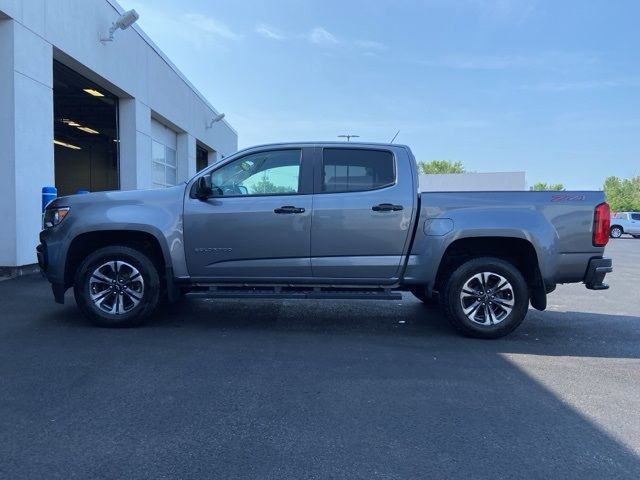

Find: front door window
<box><xmin>209</xmin><ymin>149</ymin><xmax>301</xmax><ymax>197</ymax></box>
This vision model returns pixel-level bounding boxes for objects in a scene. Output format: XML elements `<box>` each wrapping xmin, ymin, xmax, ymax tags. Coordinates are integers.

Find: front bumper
<box><xmin>584</xmin><ymin>257</ymin><xmax>612</xmax><ymax>290</ymax></box>
<box><xmin>36</xmin><ymin>243</ymin><xmax>47</xmax><ymax>272</ymax></box>
<box><xmin>37</xmin><ymin>233</ymin><xmax>66</xmax><ymax>304</ymax></box>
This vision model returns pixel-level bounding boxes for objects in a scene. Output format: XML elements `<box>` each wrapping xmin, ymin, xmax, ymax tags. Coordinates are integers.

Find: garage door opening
<box><xmin>53</xmin><ymin>61</ymin><xmax>119</xmax><ymax>196</ymax></box>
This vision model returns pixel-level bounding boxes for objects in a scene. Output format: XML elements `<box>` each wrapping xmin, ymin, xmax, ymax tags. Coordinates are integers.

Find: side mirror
<box><xmin>194</xmin><ymin>175</ymin><xmax>213</xmax><ymax>200</ymax></box>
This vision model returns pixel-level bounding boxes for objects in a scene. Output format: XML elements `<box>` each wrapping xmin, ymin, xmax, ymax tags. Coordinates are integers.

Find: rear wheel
<box><xmin>74</xmin><ymin>245</ymin><xmax>160</xmax><ymax>327</ymax></box>
<box><xmin>610</xmin><ymin>226</ymin><xmax>623</xmax><ymax>238</ymax></box>
<box><xmin>441</xmin><ymin>257</ymin><xmax>529</xmax><ymax>339</ymax></box>
<box><xmin>633</xmin><ymin>235</ymin><xmax>640</xmax><ymax>239</ymax></box>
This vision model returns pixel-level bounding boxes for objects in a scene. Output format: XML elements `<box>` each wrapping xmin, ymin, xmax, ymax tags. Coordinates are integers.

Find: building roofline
<box><xmin>105</xmin><ymin>0</ymin><xmax>237</xmax><ymax>135</ymax></box>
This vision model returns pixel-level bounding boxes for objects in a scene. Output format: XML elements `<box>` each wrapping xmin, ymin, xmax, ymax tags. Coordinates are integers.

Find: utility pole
<box><xmin>338</xmin><ymin>134</ymin><xmax>360</xmax><ymax>142</ymax></box>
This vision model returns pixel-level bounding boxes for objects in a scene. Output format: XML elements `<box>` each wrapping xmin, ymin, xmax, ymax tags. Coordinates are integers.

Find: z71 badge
<box><xmin>551</xmin><ymin>194</ymin><xmax>586</xmax><ymax>202</ymax></box>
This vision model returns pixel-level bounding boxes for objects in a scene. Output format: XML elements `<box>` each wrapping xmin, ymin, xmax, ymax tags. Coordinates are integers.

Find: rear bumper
<box><xmin>584</xmin><ymin>257</ymin><xmax>612</xmax><ymax>290</ymax></box>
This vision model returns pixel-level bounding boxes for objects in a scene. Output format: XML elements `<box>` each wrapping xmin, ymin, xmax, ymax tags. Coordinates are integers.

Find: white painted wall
<box><xmin>0</xmin><ymin>19</ymin><xmax>55</xmax><ymax>267</ymax></box>
<box><xmin>0</xmin><ymin>0</ymin><xmax>238</xmax><ymax>267</ymax></box>
<box><xmin>419</xmin><ymin>172</ymin><xmax>526</xmax><ymax>192</ymax></box>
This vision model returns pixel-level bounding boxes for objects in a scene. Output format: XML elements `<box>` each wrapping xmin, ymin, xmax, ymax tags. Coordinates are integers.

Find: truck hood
<box><xmin>49</xmin><ymin>185</ymin><xmax>186</xmax><ymax>209</ymax></box>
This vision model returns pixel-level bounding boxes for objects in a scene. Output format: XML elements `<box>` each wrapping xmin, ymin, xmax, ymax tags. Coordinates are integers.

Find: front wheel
<box><xmin>441</xmin><ymin>257</ymin><xmax>529</xmax><ymax>339</ymax></box>
<box><xmin>74</xmin><ymin>245</ymin><xmax>160</xmax><ymax>327</ymax></box>
<box><xmin>610</xmin><ymin>226</ymin><xmax>623</xmax><ymax>238</ymax></box>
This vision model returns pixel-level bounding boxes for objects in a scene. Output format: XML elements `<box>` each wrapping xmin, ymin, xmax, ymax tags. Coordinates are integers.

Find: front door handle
<box><xmin>372</xmin><ymin>203</ymin><xmax>403</xmax><ymax>212</ymax></box>
<box><xmin>274</xmin><ymin>205</ymin><xmax>306</xmax><ymax>214</ymax></box>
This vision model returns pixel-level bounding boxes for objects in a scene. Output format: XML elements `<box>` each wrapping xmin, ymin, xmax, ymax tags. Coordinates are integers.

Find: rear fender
<box><xmin>405</xmin><ymin>207</ymin><xmax>557</xmax><ymax>290</ymax></box>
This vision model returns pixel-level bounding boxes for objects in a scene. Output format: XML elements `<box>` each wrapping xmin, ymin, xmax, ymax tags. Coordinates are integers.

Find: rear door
<box><xmin>310</xmin><ymin>146</ymin><xmax>416</xmax><ymax>280</ymax></box>
<box><xmin>183</xmin><ymin>147</ymin><xmax>314</xmax><ymax>279</ymax></box>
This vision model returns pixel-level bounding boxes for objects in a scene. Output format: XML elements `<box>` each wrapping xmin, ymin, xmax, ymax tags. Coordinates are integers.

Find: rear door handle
<box><xmin>274</xmin><ymin>205</ymin><xmax>305</xmax><ymax>214</ymax></box>
<box><xmin>372</xmin><ymin>203</ymin><xmax>403</xmax><ymax>212</ymax></box>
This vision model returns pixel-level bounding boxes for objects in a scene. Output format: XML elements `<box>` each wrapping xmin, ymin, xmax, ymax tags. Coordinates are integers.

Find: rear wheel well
<box><xmin>65</xmin><ymin>231</ymin><xmax>166</xmax><ymax>289</ymax></box>
<box><xmin>434</xmin><ymin>237</ymin><xmax>541</xmax><ymax>293</ymax></box>
<box><xmin>610</xmin><ymin>224</ymin><xmax>623</xmax><ymax>232</ymax></box>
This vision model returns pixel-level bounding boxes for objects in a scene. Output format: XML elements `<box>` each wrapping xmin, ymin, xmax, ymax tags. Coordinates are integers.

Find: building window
<box><xmin>152</xmin><ymin>140</ymin><xmax>177</xmax><ymax>187</ymax></box>
<box><xmin>196</xmin><ymin>145</ymin><xmax>209</xmax><ymax>172</ymax></box>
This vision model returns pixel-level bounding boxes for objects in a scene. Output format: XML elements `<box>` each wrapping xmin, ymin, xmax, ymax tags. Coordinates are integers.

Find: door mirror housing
<box><xmin>194</xmin><ymin>175</ymin><xmax>213</xmax><ymax>200</ymax></box>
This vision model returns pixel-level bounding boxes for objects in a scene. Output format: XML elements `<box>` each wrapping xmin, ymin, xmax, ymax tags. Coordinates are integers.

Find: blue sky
<box><xmin>122</xmin><ymin>0</ymin><xmax>639</xmax><ymax>189</ymax></box>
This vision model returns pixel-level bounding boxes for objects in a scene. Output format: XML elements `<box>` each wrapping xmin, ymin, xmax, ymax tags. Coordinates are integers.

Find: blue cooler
<box><xmin>42</xmin><ymin>186</ymin><xmax>57</xmax><ymax>212</ymax></box>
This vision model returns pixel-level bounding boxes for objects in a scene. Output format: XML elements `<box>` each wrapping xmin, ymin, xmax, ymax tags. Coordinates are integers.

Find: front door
<box><xmin>310</xmin><ymin>147</ymin><xmax>416</xmax><ymax>280</ymax></box>
<box><xmin>184</xmin><ymin>148</ymin><xmax>313</xmax><ymax>279</ymax></box>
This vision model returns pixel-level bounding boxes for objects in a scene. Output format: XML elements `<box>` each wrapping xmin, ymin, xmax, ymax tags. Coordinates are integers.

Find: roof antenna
<box><xmin>390</xmin><ymin>130</ymin><xmax>400</xmax><ymax>143</ymax></box>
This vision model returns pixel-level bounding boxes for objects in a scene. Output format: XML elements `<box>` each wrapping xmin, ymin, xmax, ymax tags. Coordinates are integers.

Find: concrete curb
<box><xmin>0</xmin><ymin>264</ymin><xmax>41</xmax><ymax>281</ymax></box>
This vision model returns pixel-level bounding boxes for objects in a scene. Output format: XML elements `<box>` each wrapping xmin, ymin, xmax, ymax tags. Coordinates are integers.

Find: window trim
<box><xmin>189</xmin><ymin>147</ymin><xmax>314</xmax><ymax>199</ymax></box>
<box><xmin>315</xmin><ymin>147</ymin><xmax>397</xmax><ymax>195</ymax></box>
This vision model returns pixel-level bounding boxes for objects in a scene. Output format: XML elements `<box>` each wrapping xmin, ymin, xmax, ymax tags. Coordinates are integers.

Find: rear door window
<box><xmin>322</xmin><ymin>149</ymin><xmax>395</xmax><ymax>193</ymax></box>
<box><xmin>631</xmin><ymin>213</ymin><xmax>640</xmax><ymax>221</ymax></box>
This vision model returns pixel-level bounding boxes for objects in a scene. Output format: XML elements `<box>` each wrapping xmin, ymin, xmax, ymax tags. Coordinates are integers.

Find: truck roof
<box><xmin>234</xmin><ymin>141</ymin><xmax>412</xmax><ymax>151</ymax></box>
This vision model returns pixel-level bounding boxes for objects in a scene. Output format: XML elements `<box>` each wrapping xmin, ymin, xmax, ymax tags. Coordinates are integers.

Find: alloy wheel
<box><xmin>459</xmin><ymin>272</ymin><xmax>515</xmax><ymax>326</ymax></box>
<box><xmin>89</xmin><ymin>261</ymin><xmax>145</xmax><ymax>315</ymax></box>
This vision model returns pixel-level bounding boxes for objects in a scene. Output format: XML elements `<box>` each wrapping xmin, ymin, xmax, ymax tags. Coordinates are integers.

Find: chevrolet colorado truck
<box><xmin>37</xmin><ymin>143</ymin><xmax>613</xmax><ymax>338</ymax></box>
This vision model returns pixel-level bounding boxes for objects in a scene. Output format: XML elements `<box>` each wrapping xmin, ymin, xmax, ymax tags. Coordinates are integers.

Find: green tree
<box><xmin>249</xmin><ymin>173</ymin><xmax>294</xmax><ymax>195</ymax></box>
<box><xmin>529</xmin><ymin>182</ymin><xmax>565</xmax><ymax>191</ymax></box>
<box><xmin>603</xmin><ymin>176</ymin><xmax>640</xmax><ymax>212</ymax></box>
<box><xmin>418</xmin><ymin>160</ymin><xmax>465</xmax><ymax>174</ymax></box>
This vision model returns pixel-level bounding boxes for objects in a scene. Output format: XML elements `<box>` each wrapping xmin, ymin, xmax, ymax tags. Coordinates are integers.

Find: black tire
<box><xmin>410</xmin><ymin>287</ymin><xmax>439</xmax><ymax>306</ymax></box>
<box><xmin>610</xmin><ymin>226</ymin><xmax>623</xmax><ymax>238</ymax></box>
<box><xmin>74</xmin><ymin>245</ymin><xmax>160</xmax><ymax>327</ymax></box>
<box><xmin>441</xmin><ymin>257</ymin><xmax>529</xmax><ymax>339</ymax></box>
<box><xmin>633</xmin><ymin>235</ymin><xmax>640</xmax><ymax>239</ymax></box>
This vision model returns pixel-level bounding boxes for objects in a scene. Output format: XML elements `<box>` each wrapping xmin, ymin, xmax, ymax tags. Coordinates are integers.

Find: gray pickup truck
<box><xmin>37</xmin><ymin>142</ymin><xmax>612</xmax><ymax>338</ymax></box>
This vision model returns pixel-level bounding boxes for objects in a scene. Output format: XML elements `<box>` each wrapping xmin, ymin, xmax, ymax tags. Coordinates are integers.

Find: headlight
<box><xmin>43</xmin><ymin>207</ymin><xmax>70</xmax><ymax>229</ymax></box>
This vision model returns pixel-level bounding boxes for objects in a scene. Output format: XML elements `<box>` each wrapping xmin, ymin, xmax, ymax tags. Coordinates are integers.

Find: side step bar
<box><xmin>185</xmin><ymin>286</ymin><xmax>402</xmax><ymax>301</ymax></box>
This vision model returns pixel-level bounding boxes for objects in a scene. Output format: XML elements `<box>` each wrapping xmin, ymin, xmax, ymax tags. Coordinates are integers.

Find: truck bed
<box><xmin>406</xmin><ymin>190</ymin><xmax>607</xmax><ymax>287</ymax></box>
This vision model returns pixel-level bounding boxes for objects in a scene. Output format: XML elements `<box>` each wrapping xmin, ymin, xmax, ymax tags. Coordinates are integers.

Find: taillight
<box><xmin>593</xmin><ymin>202</ymin><xmax>610</xmax><ymax>247</ymax></box>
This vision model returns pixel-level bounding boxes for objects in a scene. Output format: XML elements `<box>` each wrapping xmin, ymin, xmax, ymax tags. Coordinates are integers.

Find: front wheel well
<box><xmin>610</xmin><ymin>224</ymin><xmax>623</xmax><ymax>232</ymax></box>
<box><xmin>434</xmin><ymin>237</ymin><xmax>541</xmax><ymax>294</ymax></box>
<box><xmin>64</xmin><ymin>231</ymin><xmax>166</xmax><ymax>288</ymax></box>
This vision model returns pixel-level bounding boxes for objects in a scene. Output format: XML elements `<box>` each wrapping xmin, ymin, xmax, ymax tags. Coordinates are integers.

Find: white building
<box><xmin>0</xmin><ymin>0</ymin><xmax>238</xmax><ymax>273</ymax></box>
<box><xmin>419</xmin><ymin>172</ymin><xmax>526</xmax><ymax>192</ymax></box>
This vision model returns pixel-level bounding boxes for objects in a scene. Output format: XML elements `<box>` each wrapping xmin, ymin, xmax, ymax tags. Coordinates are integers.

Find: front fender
<box><xmin>42</xmin><ymin>187</ymin><xmax>187</xmax><ymax>287</ymax></box>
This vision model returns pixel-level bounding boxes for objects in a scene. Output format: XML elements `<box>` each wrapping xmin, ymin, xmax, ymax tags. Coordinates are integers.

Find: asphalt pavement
<box><xmin>1</xmin><ymin>239</ymin><xmax>639</xmax><ymax>479</ymax></box>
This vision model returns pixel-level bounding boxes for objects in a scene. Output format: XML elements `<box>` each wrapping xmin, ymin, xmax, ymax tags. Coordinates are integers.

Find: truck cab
<box><xmin>184</xmin><ymin>144</ymin><xmax>416</xmax><ymax>282</ymax></box>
